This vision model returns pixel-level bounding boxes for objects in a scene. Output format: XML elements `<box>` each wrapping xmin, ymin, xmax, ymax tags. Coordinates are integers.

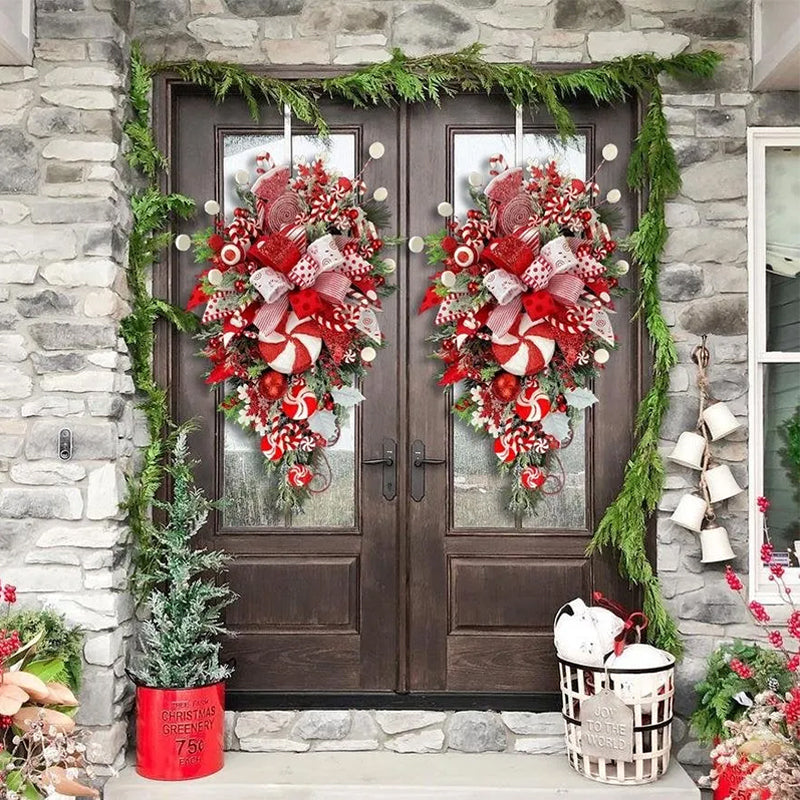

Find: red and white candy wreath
<box><xmin>187</xmin><ymin>148</ymin><xmax>393</xmax><ymax>512</ymax></box>
<box><xmin>420</xmin><ymin>154</ymin><xmax>622</xmax><ymax>514</ymax></box>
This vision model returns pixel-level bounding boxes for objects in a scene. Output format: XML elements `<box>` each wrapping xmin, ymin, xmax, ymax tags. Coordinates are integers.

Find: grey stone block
<box><xmin>678</xmin><ymin>296</ymin><xmax>747</xmax><ymax>337</ymax></box>
<box><xmin>25</xmin><ymin>419</ymin><xmax>116</xmax><ymax>460</ymax></box>
<box><xmin>0</xmin><ymin>487</ymin><xmax>83</xmax><ymax>519</ymax></box>
<box><xmin>29</xmin><ymin>321</ymin><xmax>117</xmax><ymax>350</ymax></box>
<box><xmin>446</xmin><ymin>711</ymin><xmax>506</xmax><ymax>753</ymax></box>
<box><xmin>555</xmin><ymin>0</ymin><xmax>624</xmax><ymax>29</ymax></box>
<box><xmin>0</xmin><ymin>128</ymin><xmax>38</xmax><ymax>193</ymax></box>
<box><xmin>394</xmin><ymin>4</ymin><xmax>474</xmax><ymax>52</ymax></box>
<box><xmin>293</xmin><ymin>711</ymin><xmax>352</xmax><ymax>741</ymax></box>
<box><xmin>16</xmin><ymin>290</ymin><xmax>77</xmax><ymax>318</ymax></box>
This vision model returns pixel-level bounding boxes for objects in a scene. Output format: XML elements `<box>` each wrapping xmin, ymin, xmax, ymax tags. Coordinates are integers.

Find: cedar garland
<box><xmin>124</xmin><ymin>42</ymin><xmax>722</xmax><ymax>654</ymax></box>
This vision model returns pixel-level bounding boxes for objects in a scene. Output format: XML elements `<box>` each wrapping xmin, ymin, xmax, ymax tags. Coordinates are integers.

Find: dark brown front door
<box><xmin>162</xmin><ymin>80</ymin><xmax>639</xmax><ymax>703</ymax></box>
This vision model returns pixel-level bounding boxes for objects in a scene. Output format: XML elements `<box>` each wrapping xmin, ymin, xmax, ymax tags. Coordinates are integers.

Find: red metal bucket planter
<box><xmin>136</xmin><ymin>682</ymin><xmax>225</xmax><ymax>781</ymax></box>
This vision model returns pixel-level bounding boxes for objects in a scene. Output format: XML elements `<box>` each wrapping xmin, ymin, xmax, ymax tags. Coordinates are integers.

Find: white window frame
<box><xmin>748</xmin><ymin>126</ymin><xmax>800</xmax><ymax>603</ymax></box>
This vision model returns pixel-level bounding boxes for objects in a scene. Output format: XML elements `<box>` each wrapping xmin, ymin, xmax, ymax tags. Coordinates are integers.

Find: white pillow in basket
<box><xmin>553</xmin><ymin>597</ymin><xmax>624</xmax><ymax>667</ymax></box>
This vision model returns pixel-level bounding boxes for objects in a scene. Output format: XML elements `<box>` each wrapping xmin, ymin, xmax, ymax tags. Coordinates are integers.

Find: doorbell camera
<box><xmin>58</xmin><ymin>428</ymin><xmax>73</xmax><ymax>461</ymax></box>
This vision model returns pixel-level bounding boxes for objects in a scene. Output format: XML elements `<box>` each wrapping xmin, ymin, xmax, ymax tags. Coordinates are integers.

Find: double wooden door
<box><xmin>162</xmin><ymin>79</ymin><xmax>640</xmax><ymax>704</ymax></box>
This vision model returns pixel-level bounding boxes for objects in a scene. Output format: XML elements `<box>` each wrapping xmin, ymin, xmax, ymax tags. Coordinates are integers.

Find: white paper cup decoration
<box><xmin>373</xmin><ymin>186</ymin><xmax>388</xmax><ymax>202</ymax></box>
<box><xmin>601</xmin><ymin>143</ymin><xmax>619</xmax><ymax>162</ymax></box>
<box><xmin>668</xmin><ymin>431</ymin><xmax>706</xmax><ymax>470</ymax></box>
<box><xmin>383</xmin><ymin>257</ymin><xmax>396</xmax><ymax>274</ymax></box>
<box><xmin>705</xmin><ymin>464</ymin><xmax>743</xmax><ymax>503</ymax></box>
<box><xmin>174</xmin><ymin>234</ymin><xmax>192</xmax><ymax>252</ymax></box>
<box><xmin>204</xmin><ymin>199</ymin><xmax>221</xmax><ymax>216</ymax></box>
<box><xmin>368</xmin><ymin>141</ymin><xmax>385</xmax><ymax>159</ymax></box>
<box><xmin>702</xmin><ymin>402</ymin><xmax>741</xmax><ymax>441</ymax></box>
<box><xmin>234</xmin><ymin>169</ymin><xmax>250</xmax><ymax>186</ymax></box>
<box><xmin>700</xmin><ymin>526</ymin><xmax>736</xmax><ymax>563</ymax></box>
<box><xmin>670</xmin><ymin>493</ymin><xmax>707</xmax><ymax>532</ymax></box>
<box><xmin>606</xmin><ymin>188</ymin><xmax>621</xmax><ymax>204</ymax></box>
<box><xmin>408</xmin><ymin>236</ymin><xmax>425</xmax><ymax>253</ymax></box>
<box><xmin>437</xmin><ymin>201</ymin><xmax>454</xmax><ymax>217</ymax></box>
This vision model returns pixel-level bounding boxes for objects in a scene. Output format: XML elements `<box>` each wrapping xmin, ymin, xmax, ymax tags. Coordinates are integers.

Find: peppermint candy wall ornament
<box><xmin>188</xmin><ymin>152</ymin><xmax>395</xmax><ymax>513</ymax></box>
<box><xmin>420</xmin><ymin>155</ymin><xmax>622</xmax><ymax>515</ymax></box>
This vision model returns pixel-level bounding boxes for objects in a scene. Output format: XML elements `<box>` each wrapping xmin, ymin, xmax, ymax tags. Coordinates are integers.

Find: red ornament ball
<box><xmin>491</xmin><ymin>372</ymin><xmax>520</xmax><ymax>403</ymax></box>
<box><xmin>259</xmin><ymin>370</ymin><xmax>288</xmax><ymax>400</ymax></box>
<box><xmin>208</xmin><ymin>234</ymin><xmax>224</xmax><ymax>252</ymax></box>
<box><xmin>287</xmin><ymin>464</ymin><xmax>314</xmax><ymax>488</ymax></box>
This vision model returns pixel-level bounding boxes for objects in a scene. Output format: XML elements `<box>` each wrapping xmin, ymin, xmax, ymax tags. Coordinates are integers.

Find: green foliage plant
<box><xmin>780</xmin><ymin>407</ymin><xmax>800</xmax><ymax>493</ymax></box>
<box><xmin>691</xmin><ymin>640</ymin><xmax>794</xmax><ymax>744</ymax></box>
<box><xmin>2</xmin><ymin>609</ymin><xmax>84</xmax><ymax>691</ymax></box>
<box><xmin>130</xmin><ymin>431</ymin><xmax>235</xmax><ymax>689</ymax></box>
<box><xmin>125</xmin><ymin>42</ymin><xmax>722</xmax><ymax>656</ymax></box>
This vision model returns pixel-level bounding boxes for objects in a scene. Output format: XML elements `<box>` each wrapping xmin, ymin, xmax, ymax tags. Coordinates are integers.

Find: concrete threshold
<box><xmin>105</xmin><ymin>752</ymin><xmax>701</xmax><ymax>799</ymax></box>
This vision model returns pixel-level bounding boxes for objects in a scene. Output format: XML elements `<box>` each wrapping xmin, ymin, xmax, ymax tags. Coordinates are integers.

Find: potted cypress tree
<box><xmin>130</xmin><ymin>431</ymin><xmax>236</xmax><ymax>781</ymax></box>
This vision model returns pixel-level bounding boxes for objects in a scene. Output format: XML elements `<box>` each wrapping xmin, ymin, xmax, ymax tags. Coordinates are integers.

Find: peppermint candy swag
<box><xmin>420</xmin><ymin>152</ymin><xmax>629</xmax><ymax>515</ymax></box>
<box><xmin>186</xmin><ymin>148</ymin><xmax>394</xmax><ymax>512</ymax></box>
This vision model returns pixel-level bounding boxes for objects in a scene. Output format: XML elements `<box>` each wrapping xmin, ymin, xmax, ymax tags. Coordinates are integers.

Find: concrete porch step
<box><xmin>105</xmin><ymin>752</ymin><xmax>701</xmax><ymax>799</ymax></box>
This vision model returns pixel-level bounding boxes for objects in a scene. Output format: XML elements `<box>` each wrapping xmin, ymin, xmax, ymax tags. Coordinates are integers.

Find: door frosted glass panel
<box><xmin>220</xmin><ymin>132</ymin><xmax>357</xmax><ymax>529</ymax></box>
<box><xmin>451</xmin><ymin>132</ymin><xmax>587</xmax><ymax>530</ymax></box>
<box><xmin>765</xmin><ymin>146</ymin><xmax>800</xmax><ymax>353</ymax></box>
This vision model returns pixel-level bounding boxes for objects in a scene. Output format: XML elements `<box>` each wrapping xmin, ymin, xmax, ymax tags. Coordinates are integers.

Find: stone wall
<box><xmin>224</xmin><ymin>709</ymin><xmax>565</xmax><ymax>755</ymax></box>
<box><xmin>0</xmin><ymin>0</ymin><xmax>134</xmax><ymax>778</ymax></box>
<box><xmin>1</xmin><ymin>0</ymin><xmax>798</xmax><ymax>783</ymax></box>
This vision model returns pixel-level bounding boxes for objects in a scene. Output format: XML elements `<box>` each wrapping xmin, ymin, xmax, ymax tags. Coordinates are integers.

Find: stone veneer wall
<box><xmin>0</xmin><ymin>0</ymin><xmax>799</xmax><ymax>781</ymax></box>
<box><xmin>0</xmin><ymin>0</ymin><xmax>134</xmax><ymax>779</ymax></box>
<box><xmin>224</xmin><ymin>709</ymin><xmax>566</xmax><ymax>754</ymax></box>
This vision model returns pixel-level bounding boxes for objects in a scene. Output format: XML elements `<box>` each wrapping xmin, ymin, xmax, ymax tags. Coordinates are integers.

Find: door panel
<box><xmin>406</xmin><ymin>94</ymin><xmax>639</xmax><ymax>693</ymax></box>
<box><xmin>170</xmin><ymin>92</ymin><xmax>401</xmax><ymax>693</ymax></box>
<box><xmin>164</xmin><ymin>82</ymin><xmax>641</xmax><ymax>702</ymax></box>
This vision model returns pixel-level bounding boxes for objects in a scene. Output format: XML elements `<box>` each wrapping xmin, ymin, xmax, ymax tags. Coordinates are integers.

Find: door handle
<box><xmin>410</xmin><ymin>439</ymin><xmax>445</xmax><ymax>502</ymax></box>
<box><xmin>362</xmin><ymin>437</ymin><xmax>396</xmax><ymax>501</ymax></box>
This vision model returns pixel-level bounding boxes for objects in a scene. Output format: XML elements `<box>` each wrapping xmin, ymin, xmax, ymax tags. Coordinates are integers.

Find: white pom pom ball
<box><xmin>382</xmin><ymin>258</ymin><xmax>396</xmax><ymax>274</ymax></box>
<box><xmin>207</xmin><ymin>268</ymin><xmax>223</xmax><ymax>287</ymax></box>
<box><xmin>368</xmin><ymin>142</ymin><xmax>385</xmax><ymax>160</ymax></box>
<box><xmin>204</xmin><ymin>199</ymin><xmax>221</xmax><ymax>216</ymax></box>
<box><xmin>360</xmin><ymin>346</ymin><xmax>377</xmax><ymax>362</ymax></box>
<box><xmin>234</xmin><ymin>169</ymin><xmax>250</xmax><ymax>186</ymax></box>
<box><xmin>174</xmin><ymin>234</ymin><xmax>191</xmax><ymax>252</ymax></box>
<box><xmin>594</xmin><ymin>348</ymin><xmax>610</xmax><ymax>364</ymax></box>
<box><xmin>468</xmin><ymin>171</ymin><xmax>483</xmax><ymax>187</ymax></box>
<box><xmin>408</xmin><ymin>236</ymin><xmax>425</xmax><ymax>253</ymax></box>
<box><xmin>440</xmin><ymin>270</ymin><xmax>457</xmax><ymax>288</ymax></box>
<box><xmin>616</xmin><ymin>259</ymin><xmax>630</xmax><ymax>275</ymax></box>
<box><xmin>373</xmin><ymin>186</ymin><xmax>388</xmax><ymax>202</ymax></box>
<box><xmin>606</xmin><ymin>188</ymin><xmax>621</xmax><ymax>204</ymax></box>
<box><xmin>437</xmin><ymin>201</ymin><xmax>453</xmax><ymax>217</ymax></box>
<box><xmin>602</xmin><ymin>143</ymin><xmax>619</xmax><ymax>162</ymax></box>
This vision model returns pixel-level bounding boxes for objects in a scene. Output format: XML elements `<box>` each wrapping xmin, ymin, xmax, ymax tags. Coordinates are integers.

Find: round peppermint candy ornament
<box><xmin>491</xmin><ymin>314</ymin><xmax>556</xmax><ymax>376</ymax></box>
<box><xmin>515</xmin><ymin>384</ymin><xmax>551</xmax><ymax>422</ymax></box>
<box><xmin>281</xmin><ymin>383</ymin><xmax>319</xmax><ymax>420</ymax></box>
<box><xmin>258</xmin><ymin>312</ymin><xmax>323</xmax><ymax>374</ymax></box>
<box><xmin>287</xmin><ymin>464</ymin><xmax>314</xmax><ymax>488</ymax></box>
<box><xmin>520</xmin><ymin>466</ymin><xmax>546</xmax><ymax>490</ymax></box>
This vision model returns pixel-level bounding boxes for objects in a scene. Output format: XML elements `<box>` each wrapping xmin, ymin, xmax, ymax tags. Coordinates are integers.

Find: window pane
<box><xmin>763</xmin><ymin>363</ymin><xmax>800</xmax><ymax>556</ymax></box>
<box><xmin>220</xmin><ymin>132</ymin><xmax>357</xmax><ymax>529</ymax></box>
<box><xmin>765</xmin><ymin>146</ymin><xmax>800</xmax><ymax>352</ymax></box>
<box><xmin>450</xmin><ymin>131</ymin><xmax>587</xmax><ymax>530</ymax></box>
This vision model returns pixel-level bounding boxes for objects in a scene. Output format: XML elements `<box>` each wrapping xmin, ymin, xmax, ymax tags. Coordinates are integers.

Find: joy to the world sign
<box><xmin>580</xmin><ymin>689</ymin><xmax>634</xmax><ymax>762</ymax></box>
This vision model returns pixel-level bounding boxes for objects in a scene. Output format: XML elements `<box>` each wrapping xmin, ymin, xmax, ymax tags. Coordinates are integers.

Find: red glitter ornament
<box><xmin>259</xmin><ymin>370</ymin><xmax>287</xmax><ymax>400</ymax></box>
<box><xmin>491</xmin><ymin>372</ymin><xmax>520</xmax><ymax>403</ymax></box>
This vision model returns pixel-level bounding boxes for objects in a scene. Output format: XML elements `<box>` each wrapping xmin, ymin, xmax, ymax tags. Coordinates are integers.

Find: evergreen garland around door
<box><xmin>123</xmin><ymin>43</ymin><xmax>723</xmax><ymax>657</ymax></box>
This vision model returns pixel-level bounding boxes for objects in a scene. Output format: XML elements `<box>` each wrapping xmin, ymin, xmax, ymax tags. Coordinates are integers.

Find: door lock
<box><xmin>410</xmin><ymin>439</ymin><xmax>445</xmax><ymax>502</ymax></box>
<box><xmin>362</xmin><ymin>437</ymin><xmax>396</xmax><ymax>501</ymax></box>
